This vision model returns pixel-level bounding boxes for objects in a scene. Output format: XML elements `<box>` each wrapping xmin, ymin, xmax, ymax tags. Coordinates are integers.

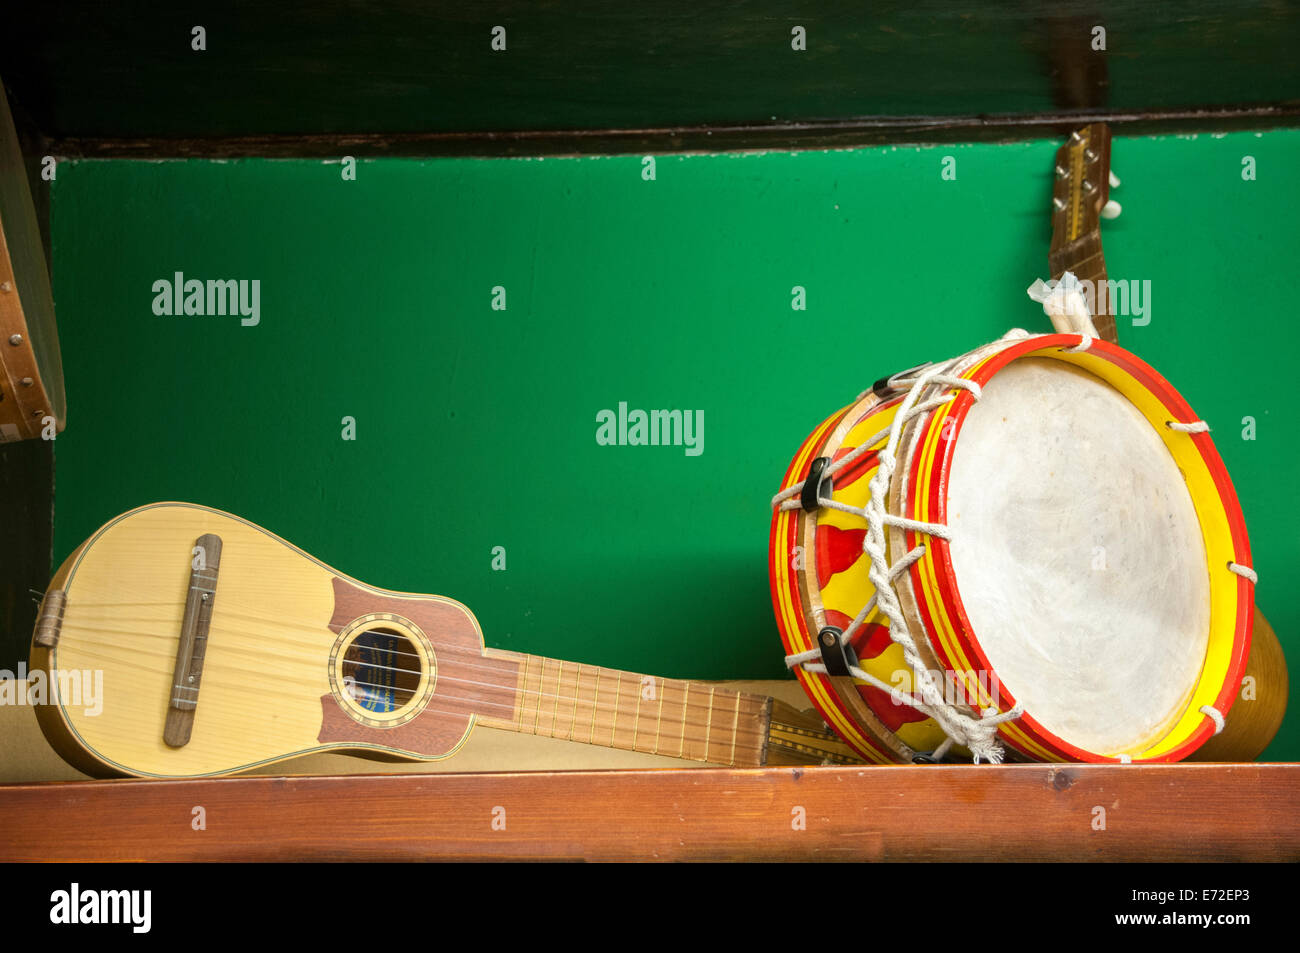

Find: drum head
<box><xmin>945</xmin><ymin>357</ymin><xmax>1209</xmax><ymax>754</ymax></box>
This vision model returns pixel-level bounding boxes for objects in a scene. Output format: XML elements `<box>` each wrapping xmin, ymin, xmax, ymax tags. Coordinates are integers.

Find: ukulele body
<box><xmin>32</xmin><ymin>502</ymin><xmax>489</xmax><ymax>778</ymax></box>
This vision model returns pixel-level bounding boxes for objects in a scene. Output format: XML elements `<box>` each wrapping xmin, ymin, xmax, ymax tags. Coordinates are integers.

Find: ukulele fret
<box><xmin>730</xmin><ymin>691</ymin><xmax>741</xmax><ymax>766</ymax></box>
<box><xmin>632</xmin><ymin>676</ymin><xmax>642</xmax><ymax>752</ymax></box>
<box><xmin>679</xmin><ymin>682</ymin><xmax>688</xmax><ymax>759</ymax></box>
<box><xmin>567</xmin><ymin>663</ymin><xmax>580</xmax><ymax>741</ymax></box>
<box><xmin>704</xmin><ymin>686</ymin><xmax>715</xmax><ymax>763</ymax></box>
<box><xmin>411</xmin><ymin>647</ymin><xmax>850</xmax><ymax>769</ymax></box>
<box><xmin>551</xmin><ymin>659</ymin><xmax>562</xmax><ymax>737</ymax></box>
<box><xmin>518</xmin><ymin>654</ymin><xmax>528</xmax><ymax>734</ymax></box>
<box><xmin>611</xmin><ymin>671</ymin><xmax>622</xmax><ymax>748</ymax></box>
<box><xmin>531</xmin><ymin>657</ymin><xmax>544</xmax><ymax>735</ymax></box>
<box><xmin>654</xmin><ymin>678</ymin><xmax>664</xmax><ymax>756</ymax></box>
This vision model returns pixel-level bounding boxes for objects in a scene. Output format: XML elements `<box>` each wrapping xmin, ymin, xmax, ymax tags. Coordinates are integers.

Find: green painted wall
<box><xmin>47</xmin><ymin>130</ymin><xmax>1300</xmax><ymax>759</ymax></box>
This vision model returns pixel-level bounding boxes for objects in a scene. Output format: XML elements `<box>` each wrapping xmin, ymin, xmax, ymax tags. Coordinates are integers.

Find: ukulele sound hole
<box><xmin>340</xmin><ymin>628</ymin><xmax>422</xmax><ymax>715</ymax></box>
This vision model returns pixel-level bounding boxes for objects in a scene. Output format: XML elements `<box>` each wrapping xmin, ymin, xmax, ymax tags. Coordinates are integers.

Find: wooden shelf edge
<box><xmin>42</xmin><ymin>104</ymin><xmax>1300</xmax><ymax>160</ymax></box>
<box><xmin>2</xmin><ymin>763</ymin><xmax>1296</xmax><ymax>862</ymax></box>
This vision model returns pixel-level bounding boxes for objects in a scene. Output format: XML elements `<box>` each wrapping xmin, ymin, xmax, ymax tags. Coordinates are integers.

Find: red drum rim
<box><xmin>903</xmin><ymin>334</ymin><xmax>1252</xmax><ymax>762</ymax></box>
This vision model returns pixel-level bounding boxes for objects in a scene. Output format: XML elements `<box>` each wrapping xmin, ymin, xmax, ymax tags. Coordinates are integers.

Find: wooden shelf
<box><xmin>1</xmin><ymin>763</ymin><xmax>1295</xmax><ymax>862</ymax></box>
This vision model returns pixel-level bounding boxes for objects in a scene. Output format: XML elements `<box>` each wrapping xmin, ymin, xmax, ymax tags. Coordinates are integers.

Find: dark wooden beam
<box><xmin>36</xmin><ymin>104</ymin><xmax>1300</xmax><ymax>160</ymax></box>
<box><xmin>3</xmin><ymin>2</ymin><xmax>1299</xmax><ymax>149</ymax></box>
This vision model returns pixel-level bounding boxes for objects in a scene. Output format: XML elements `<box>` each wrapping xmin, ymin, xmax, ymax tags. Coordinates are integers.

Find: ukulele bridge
<box><xmin>163</xmin><ymin>533</ymin><xmax>222</xmax><ymax>748</ymax></box>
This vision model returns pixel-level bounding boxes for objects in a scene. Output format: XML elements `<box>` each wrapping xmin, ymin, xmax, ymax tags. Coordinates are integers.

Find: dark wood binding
<box><xmin>162</xmin><ymin>534</ymin><xmax>222</xmax><ymax>747</ymax></box>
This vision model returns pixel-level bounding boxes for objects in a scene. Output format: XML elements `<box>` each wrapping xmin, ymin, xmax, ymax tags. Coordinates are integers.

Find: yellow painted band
<box><xmin>1059</xmin><ymin>349</ymin><xmax>1239</xmax><ymax>759</ymax></box>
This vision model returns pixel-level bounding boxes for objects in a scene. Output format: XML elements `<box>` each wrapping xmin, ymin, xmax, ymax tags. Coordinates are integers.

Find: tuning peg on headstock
<box><xmin>1101</xmin><ymin>169</ymin><xmax>1122</xmax><ymax>218</ymax></box>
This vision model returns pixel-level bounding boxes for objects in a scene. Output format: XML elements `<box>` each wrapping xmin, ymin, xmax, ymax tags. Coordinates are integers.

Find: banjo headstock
<box><xmin>1048</xmin><ymin>122</ymin><xmax>1120</xmax><ymax>343</ymax></box>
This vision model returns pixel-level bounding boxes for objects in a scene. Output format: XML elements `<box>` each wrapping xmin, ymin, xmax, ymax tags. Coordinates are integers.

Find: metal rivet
<box><xmin>0</xmin><ymin>282</ymin><xmax>11</xmax><ymax>293</ymax></box>
<box><xmin>1052</xmin><ymin>197</ymin><xmax>1066</xmax><ymax>211</ymax></box>
<box><xmin>1084</xmin><ymin>148</ymin><xmax>1097</xmax><ymax>162</ymax></box>
<box><xmin>1054</xmin><ymin>164</ymin><xmax>1068</xmax><ymax>178</ymax></box>
<box><xmin>7</xmin><ymin>334</ymin><xmax>20</xmax><ymax>346</ymax></box>
<box><xmin>20</xmin><ymin>377</ymin><xmax>33</xmax><ymax>387</ymax></box>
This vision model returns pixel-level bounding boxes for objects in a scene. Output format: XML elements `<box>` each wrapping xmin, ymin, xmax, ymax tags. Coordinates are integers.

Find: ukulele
<box><xmin>30</xmin><ymin>502</ymin><xmax>860</xmax><ymax>778</ymax></box>
<box><xmin>1044</xmin><ymin>124</ymin><xmax>1287</xmax><ymax>760</ymax></box>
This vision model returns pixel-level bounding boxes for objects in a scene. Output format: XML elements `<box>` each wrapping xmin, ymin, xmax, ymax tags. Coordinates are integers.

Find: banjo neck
<box><xmin>1047</xmin><ymin>122</ymin><xmax>1118</xmax><ymax>343</ymax></box>
<box><xmin>473</xmin><ymin>648</ymin><xmax>861</xmax><ymax>767</ymax></box>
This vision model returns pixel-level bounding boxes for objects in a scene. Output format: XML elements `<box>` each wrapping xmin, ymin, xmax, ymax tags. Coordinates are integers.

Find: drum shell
<box><xmin>1187</xmin><ymin>613</ymin><xmax>1287</xmax><ymax>762</ymax></box>
<box><xmin>769</xmin><ymin>392</ymin><xmax>954</xmax><ymax>764</ymax></box>
<box><xmin>772</xmin><ymin>334</ymin><xmax>1256</xmax><ymax>763</ymax></box>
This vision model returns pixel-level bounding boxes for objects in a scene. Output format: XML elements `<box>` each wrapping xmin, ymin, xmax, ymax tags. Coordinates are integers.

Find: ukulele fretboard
<box><xmin>476</xmin><ymin>650</ymin><xmax>772</xmax><ymax>767</ymax></box>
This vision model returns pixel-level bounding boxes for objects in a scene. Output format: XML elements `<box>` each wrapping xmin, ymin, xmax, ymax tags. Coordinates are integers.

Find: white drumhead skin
<box><xmin>945</xmin><ymin>357</ymin><xmax>1210</xmax><ymax>755</ymax></box>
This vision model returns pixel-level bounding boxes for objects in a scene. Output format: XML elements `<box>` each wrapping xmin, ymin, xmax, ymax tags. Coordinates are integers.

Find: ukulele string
<box><xmin>54</xmin><ymin>648</ymin><xmax>773</xmax><ymax>762</ymax></box>
<box><xmin>336</xmin><ymin>649</ymin><xmax>780</xmax><ymax>745</ymax></box>
<box><xmin>58</xmin><ymin>602</ymin><xmax>774</xmax><ymax>735</ymax></box>
<box><xmin>65</xmin><ymin>602</ymin><xmax>651</xmax><ymax>677</ymax></box>
<box><xmin>56</xmin><ymin>636</ymin><xmax>775</xmax><ymax>754</ymax></box>
<box><xmin>335</xmin><ymin>676</ymin><xmax>770</xmax><ymax>757</ymax></box>
<box><xmin>66</xmin><ymin>600</ymin><xmax>713</xmax><ymax>705</ymax></box>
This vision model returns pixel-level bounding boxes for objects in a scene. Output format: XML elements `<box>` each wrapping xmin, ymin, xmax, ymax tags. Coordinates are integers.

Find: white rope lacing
<box><xmin>1028</xmin><ymin>271</ymin><xmax>1100</xmax><ymax>339</ymax></box>
<box><xmin>1228</xmin><ymin>562</ymin><xmax>1257</xmax><ymax>584</ymax></box>
<box><xmin>1199</xmin><ymin>704</ymin><xmax>1226</xmax><ymax>736</ymax></box>
<box><xmin>772</xmin><ymin>335</ymin><xmax>1029</xmax><ymax>764</ymax></box>
<box><xmin>1185</xmin><ymin>558</ymin><xmax>1258</xmax><ymax>742</ymax></box>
